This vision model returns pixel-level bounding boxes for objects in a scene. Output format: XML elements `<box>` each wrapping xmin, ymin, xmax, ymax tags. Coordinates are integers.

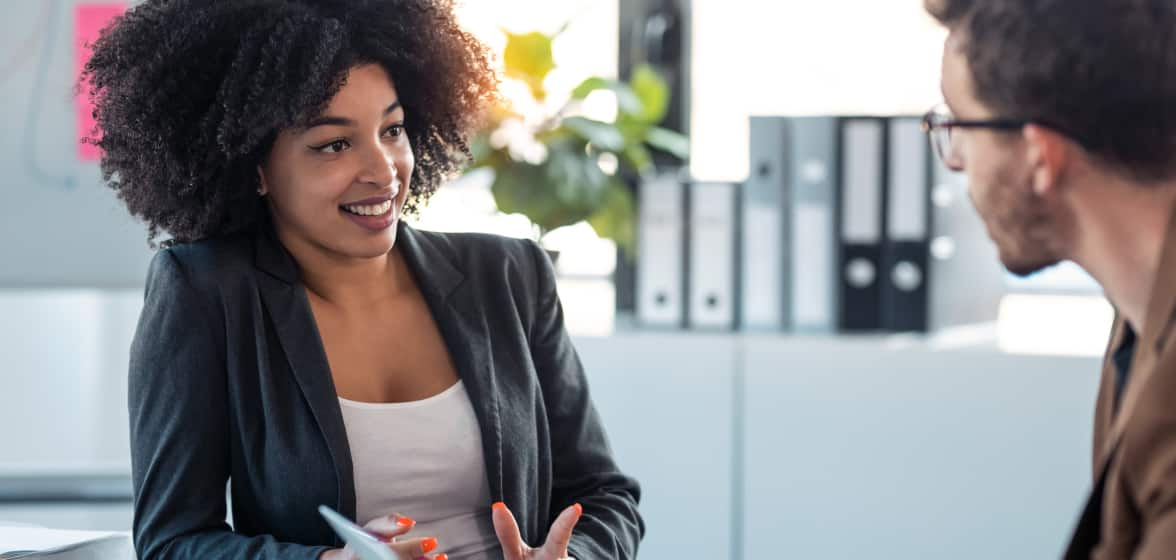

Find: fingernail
<box><xmin>492</xmin><ymin>501</ymin><xmax>507</xmax><ymax>512</ymax></box>
<box><xmin>397</xmin><ymin>516</ymin><xmax>416</xmax><ymax>527</ymax></box>
<box><xmin>422</xmin><ymin>537</ymin><xmax>438</xmax><ymax>553</ymax></box>
<box><xmin>435</xmin><ymin>555</ymin><xmax>449</xmax><ymax>560</ymax></box>
<box><xmin>573</xmin><ymin>503</ymin><xmax>583</xmax><ymax>516</ymax></box>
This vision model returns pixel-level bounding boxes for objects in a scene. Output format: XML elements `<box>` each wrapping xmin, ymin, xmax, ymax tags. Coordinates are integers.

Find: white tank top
<box><xmin>338</xmin><ymin>381</ymin><xmax>504</xmax><ymax>560</ymax></box>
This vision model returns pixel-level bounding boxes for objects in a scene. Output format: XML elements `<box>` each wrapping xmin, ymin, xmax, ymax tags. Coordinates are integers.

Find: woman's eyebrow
<box><xmin>304</xmin><ymin>100</ymin><xmax>403</xmax><ymax>130</ymax></box>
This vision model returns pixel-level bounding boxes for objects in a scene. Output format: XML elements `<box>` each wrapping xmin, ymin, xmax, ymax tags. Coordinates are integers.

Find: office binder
<box><xmin>881</xmin><ymin>117</ymin><xmax>932</xmax><ymax>332</ymax></box>
<box><xmin>741</xmin><ymin>116</ymin><xmax>790</xmax><ymax>331</ymax></box>
<box><xmin>838</xmin><ymin>117</ymin><xmax>886</xmax><ymax>332</ymax></box>
<box><xmin>637</xmin><ymin>172</ymin><xmax>687</xmax><ymax>328</ymax></box>
<box><xmin>787</xmin><ymin>117</ymin><xmax>841</xmax><ymax>333</ymax></box>
<box><xmin>688</xmin><ymin>181</ymin><xmax>739</xmax><ymax>330</ymax></box>
<box><xmin>926</xmin><ymin>156</ymin><xmax>1005</xmax><ymax>331</ymax></box>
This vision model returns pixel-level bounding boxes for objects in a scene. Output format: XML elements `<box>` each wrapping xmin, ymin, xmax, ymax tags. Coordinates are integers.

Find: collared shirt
<box><xmin>1113</xmin><ymin>324</ymin><xmax>1138</xmax><ymax>407</ymax></box>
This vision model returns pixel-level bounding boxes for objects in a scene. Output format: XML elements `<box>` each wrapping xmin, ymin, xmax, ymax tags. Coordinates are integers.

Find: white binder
<box><xmin>741</xmin><ymin>117</ymin><xmax>789</xmax><ymax>331</ymax></box>
<box><xmin>927</xmin><ymin>155</ymin><xmax>1005</xmax><ymax>330</ymax></box>
<box><xmin>688</xmin><ymin>182</ymin><xmax>738</xmax><ymax>330</ymax></box>
<box><xmin>637</xmin><ymin>173</ymin><xmax>686</xmax><ymax>328</ymax></box>
<box><xmin>788</xmin><ymin>117</ymin><xmax>840</xmax><ymax>333</ymax></box>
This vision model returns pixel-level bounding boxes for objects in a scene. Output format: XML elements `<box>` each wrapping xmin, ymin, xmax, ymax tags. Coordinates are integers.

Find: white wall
<box><xmin>691</xmin><ymin>0</ymin><xmax>947</xmax><ymax>182</ymax></box>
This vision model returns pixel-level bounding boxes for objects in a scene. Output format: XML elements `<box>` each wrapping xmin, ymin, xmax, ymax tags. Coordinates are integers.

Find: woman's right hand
<box><xmin>319</xmin><ymin>513</ymin><xmax>447</xmax><ymax>560</ymax></box>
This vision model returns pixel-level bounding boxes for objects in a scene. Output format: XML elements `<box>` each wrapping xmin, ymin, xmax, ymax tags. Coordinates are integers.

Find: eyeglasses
<box><xmin>920</xmin><ymin>103</ymin><xmax>1028</xmax><ymax>171</ymax></box>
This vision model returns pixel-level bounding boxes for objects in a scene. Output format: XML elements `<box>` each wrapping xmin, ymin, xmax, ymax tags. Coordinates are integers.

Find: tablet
<box><xmin>318</xmin><ymin>505</ymin><xmax>398</xmax><ymax>560</ymax></box>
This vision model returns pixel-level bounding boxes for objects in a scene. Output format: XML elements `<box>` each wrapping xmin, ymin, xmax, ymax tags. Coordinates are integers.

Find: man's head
<box><xmin>925</xmin><ymin>0</ymin><xmax>1176</xmax><ymax>276</ymax></box>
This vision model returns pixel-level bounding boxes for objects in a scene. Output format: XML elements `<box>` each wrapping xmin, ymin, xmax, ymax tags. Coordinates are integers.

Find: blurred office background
<box><xmin>0</xmin><ymin>0</ymin><xmax>1108</xmax><ymax>558</ymax></box>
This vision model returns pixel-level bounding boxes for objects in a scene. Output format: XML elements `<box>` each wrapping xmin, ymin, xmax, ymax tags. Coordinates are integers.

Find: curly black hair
<box><xmin>82</xmin><ymin>0</ymin><xmax>498</xmax><ymax>245</ymax></box>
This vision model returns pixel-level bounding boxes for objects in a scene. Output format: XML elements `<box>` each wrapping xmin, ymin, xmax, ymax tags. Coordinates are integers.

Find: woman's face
<box><xmin>259</xmin><ymin>63</ymin><xmax>414</xmax><ymax>261</ymax></box>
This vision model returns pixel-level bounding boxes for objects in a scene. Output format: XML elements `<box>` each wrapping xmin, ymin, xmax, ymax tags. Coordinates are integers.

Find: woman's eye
<box><xmin>319</xmin><ymin>141</ymin><xmax>345</xmax><ymax>154</ymax></box>
<box><xmin>315</xmin><ymin>140</ymin><xmax>349</xmax><ymax>154</ymax></box>
<box><xmin>313</xmin><ymin>127</ymin><xmax>401</xmax><ymax>153</ymax></box>
<box><xmin>384</xmin><ymin>125</ymin><xmax>405</xmax><ymax>138</ymax></box>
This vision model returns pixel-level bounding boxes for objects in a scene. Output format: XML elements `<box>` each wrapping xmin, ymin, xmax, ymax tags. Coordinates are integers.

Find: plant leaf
<box><xmin>621</xmin><ymin>144</ymin><xmax>653</xmax><ymax>174</ymax></box>
<box><xmin>615</xmin><ymin>112</ymin><xmax>651</xmax><ymax>144</ymax></box>
<box><xmin>570</xmin><ymin>76</ymin><xmax>609</xmax><ymax>99</ymax></box>
<box><xmin>570</xmin><ymin>77</ymin><xmax>644</xmax><ymax>116</ymax></box>
<box><xmin>490</xmin><ymin>162</ymin><xmax>579</xmax><ymax>233</ymax></box>
<box><xmin>488</xmin><ymin>138</ymin><xmax>612</xmax><ymax>234</ymax></box>
<box><xmin>630</xmin><ymin>63</ymin><xmax>670</xmax><ymax>123</ymax></box>
<box><xmin>645</xmin><ymin>126</ymin><xmax>690</xmax><ymax>160</ymax></box>
<box><xmin>489</xmin><ymin>162</ymin><xmax>546</xmax><ymax>216</ymax></box>
<box><xmin>587</xmin><ymin>181</ymin><xmax>637</xmax><ymax>254</ymax></box>
<box><xmin>544</xmin><ymin>139</ymin><xmax>610</xmax><ymax>210</ymax></box>
<box><xmin>503</xmin><ymin>30</ymin><xmax>556</xmax><ymax>100</ymax></box>
<box><xmin>561</xmin><ymin>116</ymin><xmax>625</xmax><ymax>152</ymax></box>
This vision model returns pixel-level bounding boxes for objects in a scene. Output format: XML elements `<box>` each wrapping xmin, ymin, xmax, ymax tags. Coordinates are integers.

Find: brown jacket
<box><xmin>1067</xmin><ymin>211</ymin><xmax>1176</xmax><ymax>559</ymax></box>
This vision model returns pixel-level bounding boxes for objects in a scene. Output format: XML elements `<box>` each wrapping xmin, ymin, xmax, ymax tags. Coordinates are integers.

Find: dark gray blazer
<box><xmin>128</xmin><ymin>218</ymin><xmax>643</xmax><ymax>559</ymax></box>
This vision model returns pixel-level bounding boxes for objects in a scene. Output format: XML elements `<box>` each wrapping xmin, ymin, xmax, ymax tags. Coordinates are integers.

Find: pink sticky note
<box><xmin>75</xmin><ymin>3</ymin><xmax>126</xmax><ymax>162</ymax></box>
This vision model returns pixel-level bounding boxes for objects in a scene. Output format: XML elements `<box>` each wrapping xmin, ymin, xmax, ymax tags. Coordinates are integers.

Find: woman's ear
<box><xmin>256</xmin><ymin>165</ymin><xmax>269</xmax><ymax>196</ymax></box>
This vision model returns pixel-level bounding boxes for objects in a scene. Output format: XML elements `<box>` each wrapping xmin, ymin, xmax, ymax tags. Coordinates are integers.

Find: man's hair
<box><xmin>83</xmin><ymin>0</ymin><xmax>498</xmax><ymax>245</ymax></box>
<box><xmin>926</xmin><ymin>0</ymin><xmax>1176</xmax><ymax>182</ymax></box>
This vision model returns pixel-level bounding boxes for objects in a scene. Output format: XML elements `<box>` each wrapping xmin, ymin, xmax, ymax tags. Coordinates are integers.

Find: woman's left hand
<box><xmin>491</xmin><ymin>501</ymin><xmax>583</xmax><ymax>560</ymax></box>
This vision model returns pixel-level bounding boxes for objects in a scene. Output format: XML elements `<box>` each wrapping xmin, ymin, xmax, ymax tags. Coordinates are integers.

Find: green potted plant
<box><xmin>467</xmin><ymin>25</ymin><xmax>689</xmax><ymax>259</ymax></box>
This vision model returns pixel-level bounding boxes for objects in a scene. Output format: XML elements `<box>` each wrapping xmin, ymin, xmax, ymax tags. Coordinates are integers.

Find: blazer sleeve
<box><xmin>128</xmin><ymin>249</ymin><xmax>331</xmax><ymax>560</ymax></box>
<box><xmin>1129</xmin><ymin>381</ymin><xmax>1176</xmax><ymax>560</ymax></box>
<box><xmin>523</xmin><ymin>240</ymin><xmax>645</xmax><ymax>560</ymax></box>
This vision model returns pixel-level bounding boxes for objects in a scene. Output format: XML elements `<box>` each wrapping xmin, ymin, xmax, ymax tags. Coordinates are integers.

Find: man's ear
<box><xmin>1023</xmin><ymin>124</ymin><xmax>1070</xmax><ymax>197</ymax></box>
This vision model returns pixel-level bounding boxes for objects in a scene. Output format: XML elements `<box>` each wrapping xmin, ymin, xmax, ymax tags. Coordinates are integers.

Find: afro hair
<box><xmin>82</xmin><ymin>0</ymin><xmax>499</xmax><ymax>245</ymax></box>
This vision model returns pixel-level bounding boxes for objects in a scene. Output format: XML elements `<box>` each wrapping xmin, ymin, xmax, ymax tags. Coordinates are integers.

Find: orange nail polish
<box><xmin>492</xmin><ymin>502</ymin><xmax>507</xmax><ymax>511</ymax></box>
<box><xmin>435</xmin><ymin>555</ymin><xmax>449</xmax><ymax>560</ymax></box>
<box><xmin>573</xmin><ymin>503</ymin><xmax>583</xmax><ymax>516</ymax></box>
<box><xmin>397</xmin><ymin>516</ymin><xmax>416</xmax><ymax>527</ymax></box>
<box><xmin>422</xmin><ymin>537</ymin><xmax>438</xmax><ymax>554</ymax></box>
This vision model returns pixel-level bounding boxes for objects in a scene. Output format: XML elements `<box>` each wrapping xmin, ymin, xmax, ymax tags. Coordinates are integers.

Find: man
<box><xmin>923</xmin><ymin>0</ymin><xmax>1176</xmax><ymax>558</ymax></box>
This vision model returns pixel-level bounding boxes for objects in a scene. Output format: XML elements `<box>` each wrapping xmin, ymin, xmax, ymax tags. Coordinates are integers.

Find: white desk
<box><xmin>0</xmin><ymin>524</ymin><xmax>132</xmax><ymax>559</ymax></box>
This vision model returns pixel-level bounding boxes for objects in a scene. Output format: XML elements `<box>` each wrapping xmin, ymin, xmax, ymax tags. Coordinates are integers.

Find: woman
<box><xmin>83</xmin><ymin>1</ymin><xmax>643</xmax><ymax>559</ymax></box>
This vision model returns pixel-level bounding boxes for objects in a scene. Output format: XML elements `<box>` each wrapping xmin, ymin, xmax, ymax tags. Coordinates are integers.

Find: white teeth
<box><xmin>343</xmin><ymin>200</ymin><xmax>392</xmax><ymax>216</ymax></box>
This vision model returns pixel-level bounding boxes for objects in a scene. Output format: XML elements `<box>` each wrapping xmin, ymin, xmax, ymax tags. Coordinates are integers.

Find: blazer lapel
<box><xmin>1091</xmin><ymin>318</ymin><xmax>1126</xmax><ymax>474</ymax></box>
<box><xmin>1095</xmin><ymin>203</ymin><xmax>1176</xmax><ymax>476</ymax></box>
<box><xmin>395</xmin><ymin>223</ymin><xmax>506</xmax><ymax>503</ymax></box>
<box><xmin>252</xmin><ymin>219</ymin><xmax>356</xmax><ymax>523</ymax></box>
<box><xmin>1066</xmin><ymin>321</ymin><xmax>1126</xmax><ymax>558</ymax></box>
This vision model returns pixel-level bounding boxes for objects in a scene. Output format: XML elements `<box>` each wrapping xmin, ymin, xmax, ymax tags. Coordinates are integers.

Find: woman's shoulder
<box><xmin>411</xmin><ymin>227</ymin><xmax>543</xmax><ymax>271</ymax></box>
<box><xmin>408</xmin><ymin>227</ymin><xmax>553</xmax><ymax>305</ymax></box>
<box><xmin>147</xmin><ymin>230</ymin><xmax>256</xmax><ymax>292</ymax></box>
